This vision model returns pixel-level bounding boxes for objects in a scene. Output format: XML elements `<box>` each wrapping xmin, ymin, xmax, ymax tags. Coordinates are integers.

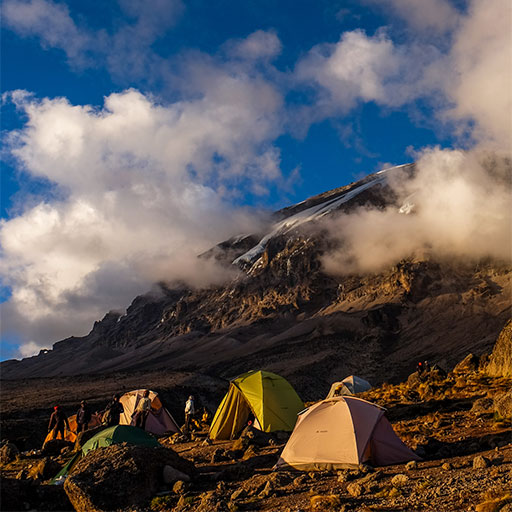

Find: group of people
<box><xmin>46</xmin><ymin>391</ymin><xmax>198</xmax><ymax>441</ymax></box>
<box><xmin>416</xmin><ymin>360</ymin><xmax>430</xmax><ymax>375</ymax></box>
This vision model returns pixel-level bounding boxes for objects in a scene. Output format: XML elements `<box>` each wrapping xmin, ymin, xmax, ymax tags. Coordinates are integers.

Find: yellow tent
<box><xmin>209</xmin><ymin>370</ymin><xmax>305</xmax><ymax>440</ymax></box>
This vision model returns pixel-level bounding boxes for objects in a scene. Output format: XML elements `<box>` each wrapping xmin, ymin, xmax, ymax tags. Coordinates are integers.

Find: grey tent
<box><xmin>326</xmin><ymin>375</ymin><xmax>371</xmax><ymax>398</ymax></box>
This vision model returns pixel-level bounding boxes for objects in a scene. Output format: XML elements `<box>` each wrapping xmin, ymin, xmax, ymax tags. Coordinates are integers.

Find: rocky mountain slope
<box><xmin>2</xmin><ymin>164</ymin><xmax>510</xmax><ymax>388</ymax></box>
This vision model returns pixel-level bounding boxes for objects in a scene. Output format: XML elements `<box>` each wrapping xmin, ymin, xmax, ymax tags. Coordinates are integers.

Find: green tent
<box><xmin>81</xmin><ymin>425</ymin><xmax>159</xmax><ymax>455</ymax></box>
<box><xmin>209</xmin><ymin>370</ymin><xmax>305</xmax><ymax>440</ymax></box>
<box><xmin>52</xmin><ymin>425</ymin><xmax>159</xmax><ymax>483</ymax></box>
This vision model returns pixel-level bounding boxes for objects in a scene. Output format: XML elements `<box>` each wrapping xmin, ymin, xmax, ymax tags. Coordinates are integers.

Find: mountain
<box><xmin>2</xmin><ymin>164</ymin><xmax>510</xmax><ymax>395</ymax></box>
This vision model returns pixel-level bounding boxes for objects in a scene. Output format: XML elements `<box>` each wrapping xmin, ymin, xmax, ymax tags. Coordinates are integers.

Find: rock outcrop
<box><xmin>487</xmin><ymin>320</ymin><xmax>512</xmax><ymax>377</ymax></box>
<box><xmin>0</xmin><ymin>442</ymin><xmax>19</xmax><ymax>464</ymax></box>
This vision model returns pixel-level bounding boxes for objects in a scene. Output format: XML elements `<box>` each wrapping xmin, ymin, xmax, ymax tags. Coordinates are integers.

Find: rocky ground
<box><xmin>1</xmin><ymin>358</ymin><xmax>511</xmax><ymax>512</ymax></box>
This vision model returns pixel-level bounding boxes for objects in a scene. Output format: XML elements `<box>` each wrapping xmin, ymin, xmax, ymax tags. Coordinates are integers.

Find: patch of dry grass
<box><xmin>475</xmin><ymin>492</ymin><xmax>511</xmax><ymax>512</ymax></box>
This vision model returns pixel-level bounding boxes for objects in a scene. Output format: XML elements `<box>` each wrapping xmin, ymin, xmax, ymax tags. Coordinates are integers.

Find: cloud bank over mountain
<box><xmin>1</xmin><ymin>0</ymin><xmax>511</xmax><ymax>357</ymax></box>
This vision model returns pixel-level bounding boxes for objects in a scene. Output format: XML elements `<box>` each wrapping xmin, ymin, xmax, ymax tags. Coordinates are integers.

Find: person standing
<box><xmin>76</xmin><ymin>400</ymin><xmax>92</xmax><ymax>433</ymax></box>
<box><xmin>184</xmin><ymin>395</ymin><xmax>195</xmax><ymax>432</ymax></box>
<box><xmin>134</xmin><ymin>390</ymin><xmax>152</xmax><ymax>430</ymax></box>
<box><xmin>105</xmin><ymin>394</ymin><xmax>125</xmax><ymax>426</ymax></box>
<box><xmin>48</xmin><ymin>405</ymin><xmax>70</xmax><ymax>440</ymax></box>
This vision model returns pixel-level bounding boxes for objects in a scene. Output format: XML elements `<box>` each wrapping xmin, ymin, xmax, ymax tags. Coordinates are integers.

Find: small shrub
<box><xmin>150</xmin><ymin>494</ymin><xmax>176</xmax><ymax>511</ymax></box>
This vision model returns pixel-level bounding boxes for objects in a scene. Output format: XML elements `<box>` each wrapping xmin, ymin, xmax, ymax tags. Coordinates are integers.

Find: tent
<box><xmin>276</xmin><ymin>396</ymin><xmax>421</xmax><ymax>471</ymax></box>
<box><xmin>209</xmin><ymin>370</ymin><xmax>305</xmax><ymax>440</ymax></box>
<box><xmin>52</xmin><ymin>425</ymin><xmax>160</xmax><ymax>483</ymax></box>
<box><xmin>43</xmin><ymin>412</ymin><xmax>103</xmax><ymax>445</ymax></box>
<box><xmin>326</xmin><ymin>375</ymin><xmax>371</xmax><ymax>398</ymax></box>
<box><xmin>119</xmin><ymin>389</ymin><xmax>180</xmax><ymax>435</ymax></box>
<box><xmin>81</xmin><ymin>424</ymin><xmax>160</xmax><ymax>455</ymax></box>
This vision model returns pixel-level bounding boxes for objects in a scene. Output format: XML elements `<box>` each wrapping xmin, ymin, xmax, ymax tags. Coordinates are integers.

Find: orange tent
<box><xmin>43</xmin><ymin>412</ymin><xmax>102</xmax><ymax>445</ymax></box>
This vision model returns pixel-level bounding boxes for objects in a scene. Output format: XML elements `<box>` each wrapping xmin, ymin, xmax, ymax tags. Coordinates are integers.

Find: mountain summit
<box><xmin>2</xmin><ymin>164</ymin><xmax>510</xmax><ymax>391</ymax></box>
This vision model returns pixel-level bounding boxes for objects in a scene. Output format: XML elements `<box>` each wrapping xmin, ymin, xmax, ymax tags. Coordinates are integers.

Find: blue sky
<box><xmin>1</xmin><ymin>0</ymin><xmax>456</xmax><ymax>216</ymax></box>
<box><xmin>1</xmin><ymin>0</ymin><xmax>510</xmax><ymax>359</ymax></box>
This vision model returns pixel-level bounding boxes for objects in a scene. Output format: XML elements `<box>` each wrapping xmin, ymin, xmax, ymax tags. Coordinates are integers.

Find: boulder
<box><xmin>391</xmin><ymin>474</ymin><xmax>409</xmax><ymax>487</ymax></box>
<box><xmin>239</xmin><ymin>425</ymin><xmax>272</xmax><ymax>447</ymax></box>
<box><xmin>258</xmin><ymin>481</ymin><xmax>273</xmax><ymax>498</ymax></box>
<box><xmin>242</xmin><ymin>445</ymin><xmax>258</xmax><ymax>460</ymax></box>
<box><xmin>64</xmin><ymin>443</ymin><xmax>195</xmax><ymax>512</ymax></box>
<box><xmin>163</xmin><ymin>465</ymin><xmax>190</xmax><ymax>485</ymax></box>
<box><xmin>471</xmin><ymin>397</ymin><xmax>494</xmax><ymax>415</ymax></box>
<box><xmin>230</xmin><ymin>488</ymin><xmax>247</xmax><ymax>501</ymax></box>
<box><xmin>172</xmin><ymin>480</ymin><xmax>188</xmax><ymax>495</ymax></box>
<box><xmin>337</xmin><ymin>471</ymin><xmax>349</xmax><ymax>483</ymax></box>
<box><xmin>453</xmin><ymin>353</ymin><xmax>480</xmax><ymax>374</ymax></box>
<box><xmin>27</xmin><ymin>457</ymin><xmax>62</xmax><ymax>481</ymax></box>
<box><xmin>407</xmin><ymin>371</ymin><xmax>422</xmax><ymax>386</ymax></box>
<box><xmin>473</xmin><ymin>455</ymin><xmax>490</xmax><ymax>469</ymax></box>
<box><xmin>293</xmin><ymin>474</ymin><xmax>308</xmax><ymax>487</ymax></box>
<box><xmin>217</xmin><ymin>461</ymin><xmax>254</xmax><ymax>481</ymax></box>
<box><xmin>0</xmin><ymin>442</ymin><xmax>19</xmax><ymax>464</ymax></box>
<box><xmin>42</xmin><ymin>439</ymin><xmax>73</xmax><ymax>456</ymax></box>
<box><xmin>231</xmin><ymin>436</ymin><xmax>250</xmax><ymax>452</ymax></box>
<box><xmin>487</xmin><ymin>320</ymin><xmax>512</xmax><ymax>377</ymax></box>
<box><xmin>494</xmin><ymin>390</ymin><xmax>512</xmax><ymax>419</ymax></box>
<box><xmin>347</xmin><ymin>482</ymin><xmax>364</xmax><ymax>497</ymax></box>
<box><xmin>267</xmin><ymin>471</ymin><xmax>293</xmax><ymax>487</ymax></box>
<box><xmin>210</xmin><ymin>448</ymin><xmax>227</xmax><ymax>463</ymax></box>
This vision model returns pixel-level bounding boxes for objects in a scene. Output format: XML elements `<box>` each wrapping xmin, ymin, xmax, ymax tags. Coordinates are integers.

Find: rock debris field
<box><xmin>1</xmin><ymin>361</ymin><xmax>511</xmax><ymax>512</ymax></box>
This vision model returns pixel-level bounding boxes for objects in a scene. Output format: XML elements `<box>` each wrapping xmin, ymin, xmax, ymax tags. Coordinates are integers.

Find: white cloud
<box><xmin>2</xmin><ymin>0</ymin><xmax>183</xmax><ymax>79</ymax></box>
<box><xmin>447</xmin><ymin>0</ymin><xmax>512</xmax><ymax>150</ymax></box>
<box><xmin>293</xmin><ymin>29</ymin><xmax>446</xmax><ymax>129</ymax></box>
<box><xmin>365</xmin><ymin>0</ymin><xmax>460</xmax><ymax>34</ymax></box>
<box><xmin>322</xmin><ymin>147</ymin><xmax>512</xmax><ymax>275</ymax></box>
<box><xmin>224</xmin><ymin>30</ymin><xmax>282</xmax><ymax>61</ymax></box>
<box><xmin>295</xmin><ymin>0</ymin><xmax>511</xmax><ymax>151</ymax></box>
<box><xmin>19</xmin><ymin>341</ymin><xmax>42</xmax><ymax>358</ymax></box>
<box><xmin>2</xmin><ymin>0</ymin><xmax>95</xmax><ymax>65</ymax></box>
<box><xmin>1</xmin><ymin>66</ymin><xmax>284</xmax><ymax>354</ymax></box>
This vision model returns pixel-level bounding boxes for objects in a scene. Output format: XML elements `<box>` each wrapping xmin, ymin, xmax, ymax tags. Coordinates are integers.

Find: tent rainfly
<box><xmin>326</xmin><ymin>375</ymin><xmax>371</xmax><ymax>398</ymax></box>
<box><xmin>52</xmin><ymin>425</ymin><xmax>160</xmax><ymax>484</ymax></box>
<box><xmin>119</xmin><ymin>389</ymin><xmax>180</xmax><ymax>435</ymax></box>
<box><xmin>43</xmin><ymin>412</ymin><xmax>103</xmax><ymax>445</ymax></box>
<box><xmin>209</xmin><ymin>370</ymin><xmax>305</xmax><ymax>440</ymax></box>
<box><xmin>276</xmin><ymin>396</ymin><xmax>421</xmax><ymax>471</ymax></box>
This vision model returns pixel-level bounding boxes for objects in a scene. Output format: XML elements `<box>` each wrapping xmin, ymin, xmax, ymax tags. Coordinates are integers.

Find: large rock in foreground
<box><xmin>487</xmin><ymin>320</ymin><xmax>512</xmax><ymax>377</ymax></box>
<box><xmin>64</xmin><ymin>443</ymin><xmax>195</xmax><ymax>512</ymax></box>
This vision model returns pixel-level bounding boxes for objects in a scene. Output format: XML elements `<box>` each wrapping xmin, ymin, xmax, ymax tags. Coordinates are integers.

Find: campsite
<box><xmin>1</xmin><ymin>339</ymin><xmax>511</xmax><ymax>512</ymax></box>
